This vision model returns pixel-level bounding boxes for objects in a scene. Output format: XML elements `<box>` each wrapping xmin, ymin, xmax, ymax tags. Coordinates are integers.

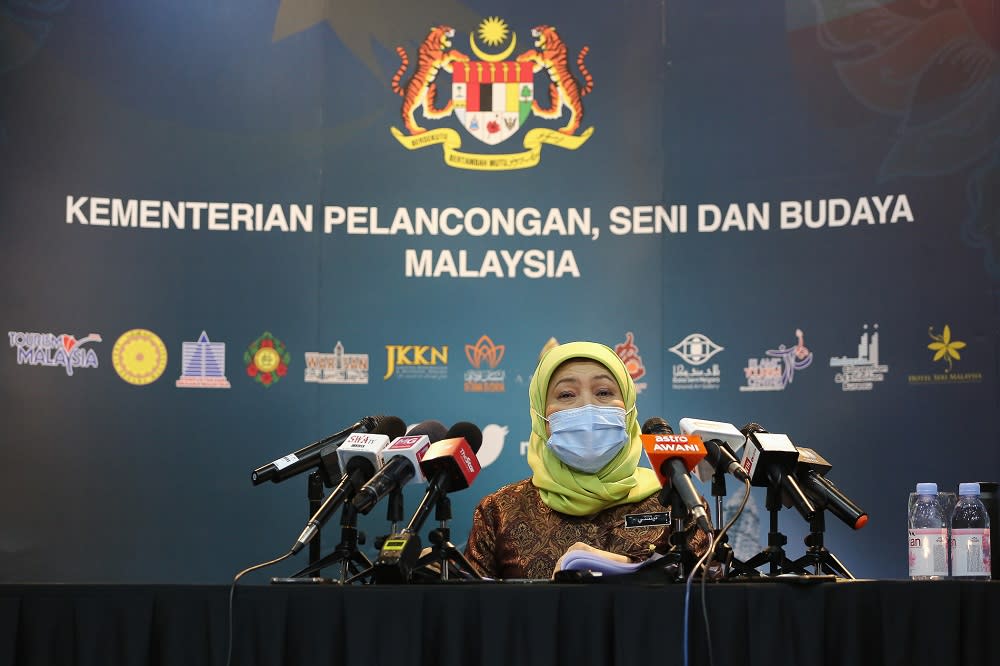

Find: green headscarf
<box><xmin>527</xmin><ymin>341</ymin><xmax>661</xmax><ymax>516</ymax></box>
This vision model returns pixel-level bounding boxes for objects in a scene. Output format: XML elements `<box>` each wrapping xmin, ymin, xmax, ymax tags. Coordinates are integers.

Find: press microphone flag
<box><xmin>407</xmin><ymin>421</ymin><xmax>484</xmax><ymax>531</ymax></box>
<box><xmin>251</xmin><ymin>414</ymin><xmax>403</xmax><ymax>485</ymax></box>
<box><xmin>678</xmin><ymin>417</ymin><xmax>749</xmax><ymax>483</ymax></box>
<box><xmin>793</xmin><ymin>446</ymin><xmax>868</xmax><ymax>530</ymax></box>
<box><xmin>351</xmin><ymin>420</ymin><xmax>448</xmax><ymax>515</ymax></box>
<box><xmin>640</xmin><ymin>418</ymin><xmax>711</xmax><ymax>532</ymax></box>
<box><xmin>740</xmin><ymin>423</ymin><xmax>817</xmax><ymax>522</ymax></box>
<box><xmin>290</xmin><ymin>431</ymin><xmax>396</xmax><ymax>555</ymax></box>
<box><xmin>373</xmin><ymin>422</ymin><xmax>484</xmax><ymax>582</ymax></box>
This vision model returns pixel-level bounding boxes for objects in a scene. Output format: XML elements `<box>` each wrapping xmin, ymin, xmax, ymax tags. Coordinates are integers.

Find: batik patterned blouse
<box><xmin>464</xmin><ymin>479</ymin><xmax>711</xmax><ymax>579</ymax></box>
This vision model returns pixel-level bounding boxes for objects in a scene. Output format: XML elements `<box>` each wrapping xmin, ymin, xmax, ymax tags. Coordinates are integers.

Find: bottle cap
<box><xmin>958</xmin><ymin>482</ymin><xmax>980</xmax><ymax>496</ymax></box>
<box><xmin>916</xmin><ymin>482</ymin><xmax>938</xmax><ymax>494</ymax></box>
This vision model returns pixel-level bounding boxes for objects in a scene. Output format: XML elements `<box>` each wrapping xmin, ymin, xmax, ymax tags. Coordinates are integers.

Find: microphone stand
<box><xmin>278</xmin><ymin>447</ymin><xmax>345</xmax><ymax>582</ymax></box>
<box><xmin>782</xmin><ymin>510</ymin><xmax>855</xmax><ymax>579</ymax></box>
<box><xmin>709</xmin><ymin>469</ymin><xmax>759</xmax><ymax>579</ymax></box>
<box><xmin>413</xmin><ymin>495</ymin><xmax>483</xmax><ymax>581</ymax></box>
<box><xmin>289</xmin><ymin>501</ymin><xmax>374</xmax><ymax>582</ymax></box>
<box><xmin>741</xmin><ymin>485</ymin><xmax>797</xmax><ymax>577</ymax></box>
<box><xmin>652</xmin><ymin>483</ymin><xmax>697</xmax><ymax>582</ymax></box>
<box><xmin>307</xmin><ymin>472</ymin><xmax>325</xmax><ymax>569</ymax></box>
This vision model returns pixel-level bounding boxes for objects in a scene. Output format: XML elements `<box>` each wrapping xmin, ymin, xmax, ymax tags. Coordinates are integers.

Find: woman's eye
<box><xmin>557</xmin><ymin>390</ymin><xmax>576</xmax><ymax>399</ymax></box>
<box><xmin>596</xmin><ymin>388</ymin><xmax>613</xmax><ymax>397</ymax></box>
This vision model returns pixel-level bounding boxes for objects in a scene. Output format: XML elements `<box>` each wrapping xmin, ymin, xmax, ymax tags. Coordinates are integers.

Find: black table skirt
<box><xmin>1</xmin><ymin>580</ymin><xmax>997</xmax><ymax>666</ymax></box>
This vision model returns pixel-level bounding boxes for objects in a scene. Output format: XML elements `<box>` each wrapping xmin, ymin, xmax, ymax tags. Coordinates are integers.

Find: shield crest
<box><xmin>453</xmin><ymin>61</ymin><xmax>533</xmax><ymax>146</ymax></box>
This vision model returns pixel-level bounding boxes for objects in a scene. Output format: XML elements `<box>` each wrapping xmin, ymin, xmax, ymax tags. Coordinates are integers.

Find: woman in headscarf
<box><xmin>464</xmin><ymin>341</ymin><xmax>711</xmax><ymax>579</ymax></box>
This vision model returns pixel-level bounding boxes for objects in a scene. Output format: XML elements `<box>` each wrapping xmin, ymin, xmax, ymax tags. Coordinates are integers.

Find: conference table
<box><xmin>0</xmin><ymin>579</ymin><xmax>997</xmax><ymax>666</ymax></box>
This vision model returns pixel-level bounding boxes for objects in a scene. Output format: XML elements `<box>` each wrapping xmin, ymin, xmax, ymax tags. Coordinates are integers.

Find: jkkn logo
<box><xmin>384</xmin><ymin>345</ymin><xmax>448</xmax><ymax>380</ymax></box>
<box><xmin>464</xmin><ymin>334</ymin><xmax>505</xmax><ymax>392</ymax></box>
<box><xmin>389</xmin><ymin>18</ymin><xmax>594</xmax><ymax>170</ymax></box>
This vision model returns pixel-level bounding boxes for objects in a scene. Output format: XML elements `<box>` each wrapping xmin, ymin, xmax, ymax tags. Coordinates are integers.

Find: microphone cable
<box><xmin>226</xmin><ymin>549</ymin><xmax>296</xmax><ymax>666</ymax></box>
<box><xmin>683</xmin><ymin>476</ymin><xmax>752</xmax><ymax>666</ymax></box>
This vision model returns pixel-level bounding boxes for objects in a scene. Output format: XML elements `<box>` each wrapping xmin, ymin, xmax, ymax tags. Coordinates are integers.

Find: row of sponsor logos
<box><xmin>6</xmin><ymin>326</ymin><xmax>983</xmax><ymax>391</ymax></box>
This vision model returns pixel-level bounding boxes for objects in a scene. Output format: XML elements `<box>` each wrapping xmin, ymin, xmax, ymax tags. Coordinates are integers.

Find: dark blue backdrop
<box><xmin>1</xmin><ymin>0</ymin><xmax>997</xmax><ymax>582</ymax></box>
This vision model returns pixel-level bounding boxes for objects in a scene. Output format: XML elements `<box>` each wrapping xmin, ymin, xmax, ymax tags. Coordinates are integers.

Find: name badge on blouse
<box><xmin>624</xmin><ymin>510</ymin><xmax>671</xmax><ymax>528</ymax></box>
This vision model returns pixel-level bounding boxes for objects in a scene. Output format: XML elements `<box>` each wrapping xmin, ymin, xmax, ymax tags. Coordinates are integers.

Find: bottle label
<box><xmin>951</xmin><ymin>528</ymin><xmax>991</xmax><ymax>577</ymax></box>
<box><xmin>908</xmin><ymin>528</ymin><xmax>948</xmax><ymax>577</ymax></box>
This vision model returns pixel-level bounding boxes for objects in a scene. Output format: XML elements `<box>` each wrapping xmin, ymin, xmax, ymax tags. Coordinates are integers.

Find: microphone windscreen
<box><xmin>446</xmin><ymin>421</ymin><xmax>483</xmax><ymax>453</ymax></box>
<box><xmin>642</xmin><ymin>417</ymin><xmax>674</xmax><ymax>435</ymax></box>
<box><xmin>407</xmin><ymin>420</ymin><xmax>448</xmax><ymax>442</ymax></box>
<box><xmin>374</xmin><ymin>415</ymin><xmax>407</xmax><ymax>440</ymax></box>
<box><xmin>740</xmin><ymin>422</ymin><xmax>768</xmax><ymax>437</ymax></box>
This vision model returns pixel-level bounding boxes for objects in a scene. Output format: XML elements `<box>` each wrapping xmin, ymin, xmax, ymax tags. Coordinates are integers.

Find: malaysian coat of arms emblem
<box><xmin>389</xmin><ymin>18</ymin><xmax>594</xmax><ymax>170</ymax></box>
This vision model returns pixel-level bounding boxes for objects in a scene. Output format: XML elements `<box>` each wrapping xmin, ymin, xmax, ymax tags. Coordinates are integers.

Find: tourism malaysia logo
<box><xmin>8</xmin><ymin>330</ymin><xmax>101</xmax><ymax>376</ymax></box>
<box><xmin>668</xmin><ymin>333</ymin><xmax>723</xmax><ymax>390</ymax></box>
<box><xmin>907</xmin><ymin>324</ymin><xmax>983</xmax><ymax>386</ymax></box>
<box><xmin>389</xmin><ymin>18</ymin><xmax>594</xmax><ymax>170</ymax></box>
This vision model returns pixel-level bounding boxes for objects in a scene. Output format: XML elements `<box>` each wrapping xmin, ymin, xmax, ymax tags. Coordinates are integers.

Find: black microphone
<box><xmin>351</xmin><ymin>420</ymin><xmax>448</xmax><ymax>515</ymax></box>
<box><xmin>642</xmin><ymin>417</ymin><xmax>674</xmax><ymax>435</ymax></box>
<box><xmin>289</xmin><ymin>417</ymin><xmax>407</xmax><ymax>555</ymax></box>
<box><xmin>704</xmin><ymin>439</ymin><xmax>750</xmax><ymax>483</ymax></box>
<box><xmin>793</xmin><ymin>447</ymin><xmax>868</xmax><ymax>530</ymax></box>
<box><xmin>678</xmin><ymin>418</ymin><xmax>750</xmax><ymax>483</ymax></box>
<box><xmin>404</xmin><ymin>422</ymin><xmax>483</xmax><ymax>534</ymax></box>
<box><xmin>251</xmin><ymin>414</ymin><xmax>397</xmax><ymax>485</ymax></box>
<box><xmin>739</xmin><ymin>423</ymin><xmax>816</xmax><ymax>522</ymax></box>
<box><xmin>641</xmin><ymin>417</ymin><xmax>712</xmax><ymax>533</ymax></box>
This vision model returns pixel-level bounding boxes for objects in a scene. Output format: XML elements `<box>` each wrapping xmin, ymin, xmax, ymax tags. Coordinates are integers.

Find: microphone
<box><xmin>678</xmin><ymin>418</ymin><xmax>749</xmax><ymax>483</ymax></box>
<box><xmin>374</xmin><ymin>422</ymin><xmax>484</xmax><ymax>582</ymax></box>
<box><xmin>406</xmin><ymin>421</ymin><xmax>483</xmax><ymax>533</ymax></box>
<box><xmin>640</xmin><ymin>418</ymin><xmax>712</xmax><ymax>532</ymax></box>
<box><xmin>793</xmin><ymin>447</ymin><xmax>868</xmax><ymax>530</ymax></box>
<box><xmin>351</xmin><ymin>420</ymin><xmax>448</xmax><ymax>515</ymax></box>
<box><xmin>289</xmin><ymin>428</ymin><xmax>400</xmax><ymax>555</ymax></box>
<box><xmin>739</xmin><ymin>423</ymin><xmax>817</xmax><ymax>522</ymax></box>
<box><xmin>251</xmin><ymin>414</ymin><xmax>401</xmax><ymax>485</ymax></box>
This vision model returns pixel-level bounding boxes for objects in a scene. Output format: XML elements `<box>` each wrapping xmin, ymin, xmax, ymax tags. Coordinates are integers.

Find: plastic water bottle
<box><xmin>950</xmin><ymin>483</ymin><xmax>991</xmax><ymax>580</ymax></box>
<box><xmin>908</xmin><ymin>482</ymin><xmax>948</xmax><ymax>580</ymax></box>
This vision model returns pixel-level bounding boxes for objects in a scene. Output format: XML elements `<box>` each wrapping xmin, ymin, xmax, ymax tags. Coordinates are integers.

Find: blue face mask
<box><xmin>537</xmin><ymin>404</ymin><xmax>632</xmax><ymax>473</ymax></box>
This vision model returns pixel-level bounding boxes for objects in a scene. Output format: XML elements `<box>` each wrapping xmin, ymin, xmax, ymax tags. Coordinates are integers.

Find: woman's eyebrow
<box><xmin>550</xmin><ymin>376</ymin><xmax>581</xmax><ymax>388</ymax></box>
<box><xmin>589</xmin><ymin>373</ymin><xmax>616</xmax><ymax>383</ymax></box>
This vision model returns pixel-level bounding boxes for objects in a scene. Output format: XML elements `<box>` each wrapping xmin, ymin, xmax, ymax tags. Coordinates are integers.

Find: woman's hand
<box><xmin>552</xmin><ymin>542</ymin><xmax>631</xmax><ymax>577</ymax></box>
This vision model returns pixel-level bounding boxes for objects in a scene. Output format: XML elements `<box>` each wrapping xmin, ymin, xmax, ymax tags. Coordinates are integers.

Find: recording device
<box><xmin>351</xmin><ymin>420</ymin><xmax>448</xmax><ymax>515</ymax></box>
<box><xmin>373</xmin><ymin>422</ymin><xmax>484</xmax><ymax>582</ymax></box>
<box><xmin>678</xmin><ymin>418</ymin><xmax>749</xmax><ymax>483</ymax></box>
<box><xmin>792</xmin><ymin>447</ymin><xmax>868</xmax><ymax>530</ymax></box>
<box><xmin>640</xmin><ymin>417</ymin><xmax>712</xmax><ymax>532</ymax></box>
<box><xmin>251</xmin><ymin>414</ymin><xmax>404</xmax><ymax>485</ymax></box>
<box><xmin>289</xmin><ymin>430</ymin><xmax>397</xmax><ymax>555</ymax></box>
<box><xmin>739</xmin><ymin>423</ymin><xmax>816</xmax><ymax>522</ymax></box>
